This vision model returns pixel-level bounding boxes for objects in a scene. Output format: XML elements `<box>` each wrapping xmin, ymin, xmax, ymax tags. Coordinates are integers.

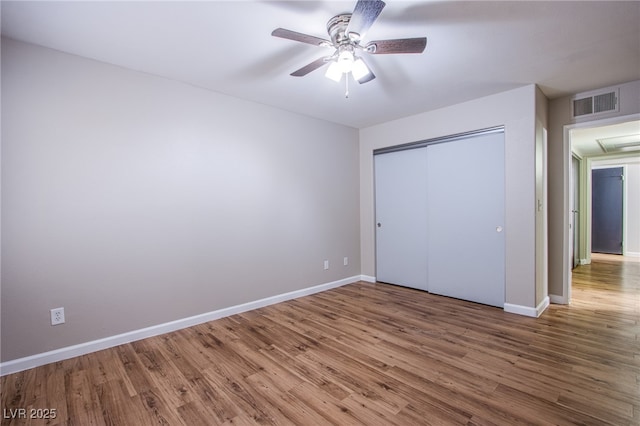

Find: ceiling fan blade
<box><xmin>290</xmin><ymin>57</ymin><xmax>331</xmax><ymax>77</ymax></box>
<box><xmin>366</xmin><ymin>37</ymin><xmax>427</xmax><ymax>54</ymax></box>
<box><xmin>271</xmin><ymin>28</ymin><xmax>332</xmax><ymax>47</ymax></box>
<box><xmin>346</xmin><ymin>0</ymin><xmax>386</xmax><ymax>41</ymax></box>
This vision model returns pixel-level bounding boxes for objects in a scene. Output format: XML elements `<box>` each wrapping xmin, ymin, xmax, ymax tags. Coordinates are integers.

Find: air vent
<box><xmin>572</xmin><ymin>88</ymin><xmax>619</xmax><ymax>118</ymax></box>
<box><xmin>573</xmin><ymin>97</ymin><xmax>593</xmax><ymax>116</ymax></box>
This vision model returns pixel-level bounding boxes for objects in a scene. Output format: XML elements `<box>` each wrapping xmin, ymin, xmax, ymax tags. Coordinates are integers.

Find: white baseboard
<box><xmin>504</xmin><ymin>296</ymin><xmax>550</xmax><ymax>318</ymax></box>
<box><xmin>549</xmin><ymin>294</ymin><xmax>568</xmax><ymax>304</ymax></box>
<box><xmin>360</xmin><ymin>275</ymin><xmax>376</xmax><ymax>283</ymax></box>
<box><xmin>625</xmin><ymin>251</ymin><xmax>640</xmax><ymax>257</ymax></box>
<box><xmin>0</xmin><ymin>275</ymin><xmax>361</xmax><ymax>377</ymax></box>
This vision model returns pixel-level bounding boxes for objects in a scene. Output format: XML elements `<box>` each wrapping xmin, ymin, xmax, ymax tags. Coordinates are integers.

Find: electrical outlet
<box><xmin>344</xmin><ymin>257</ymin><xmax>349</xmax><ymax>266</ymax></box>
<box><xmin>50</xmin><ymin>307</ymin><xmax>65</xmax><ymax>325</ymax></box>
<box><xmin>323</xmin><ymin>260</ymin><xmax>329</xmax><ymax>270</ymax></box>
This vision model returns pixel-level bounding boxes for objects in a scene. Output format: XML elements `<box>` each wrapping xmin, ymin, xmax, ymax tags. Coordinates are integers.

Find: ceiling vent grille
<box><xmin>572</xmin><ymin>88</ymin><xmax>619</xmax><ymax>118</ymax></box>
<box><xmin>597</xmin><ymin>134</ymin><xmax>640</xmax><ymax>153</ymax></box>
<box><xmin>573</xmin><ymin>97</ymin><xmax>593</xmax><ymax>116</ymax></box>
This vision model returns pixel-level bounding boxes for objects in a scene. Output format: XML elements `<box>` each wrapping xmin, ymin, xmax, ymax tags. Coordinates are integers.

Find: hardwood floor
<box><xmin>2</xmin><ymin>257</ymin><xmax>639</xmax><ymax>425</ymax></box>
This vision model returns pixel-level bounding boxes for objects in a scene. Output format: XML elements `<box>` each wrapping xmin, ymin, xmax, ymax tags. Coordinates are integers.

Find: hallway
<box><xmin>571</xmin><ymin>253</ymin><xmax>640</xmax><ymax>312</ymax></box>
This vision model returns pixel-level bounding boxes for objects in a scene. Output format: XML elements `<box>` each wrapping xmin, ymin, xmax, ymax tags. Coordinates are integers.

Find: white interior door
<box><xmin>426</xmin><ymin>132</ymin><xmax>505</xmax><ymax>307</ymax></box>
<box><xmin>374</xmin><ymin>147</ymin><xmax>428</xmax><ymax>290</ymax></box>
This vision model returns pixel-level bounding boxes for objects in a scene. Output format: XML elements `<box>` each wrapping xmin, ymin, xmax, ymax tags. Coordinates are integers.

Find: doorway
<box><xmin>564</xmin><ymin>115</ymin><xmax>640</xmax><ymax>303</ymax></box>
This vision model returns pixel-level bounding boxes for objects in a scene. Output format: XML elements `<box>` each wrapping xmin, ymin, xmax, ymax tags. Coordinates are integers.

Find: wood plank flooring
<box><xmin>2</xmin><ymin>256</ymin><xmax>639</xmax><ymax>425</ymax></box>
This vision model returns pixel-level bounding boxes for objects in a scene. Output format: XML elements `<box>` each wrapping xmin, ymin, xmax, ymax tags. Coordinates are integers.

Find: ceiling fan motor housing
<box><xmin>327</xmin><ymin>14</ymin><xmax>353</xmax><ymax>46</ymax></box>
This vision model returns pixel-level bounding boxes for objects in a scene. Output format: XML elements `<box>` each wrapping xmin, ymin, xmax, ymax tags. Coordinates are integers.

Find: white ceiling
<box><xmin>1</xmin><ymin>1</ymin><xmax>640</xmax><ymax>129</ymax></box>
<box><xmin>572</xmin><ymin>120</ymin><xmax>640</xmax><ymax>157</ymax></box>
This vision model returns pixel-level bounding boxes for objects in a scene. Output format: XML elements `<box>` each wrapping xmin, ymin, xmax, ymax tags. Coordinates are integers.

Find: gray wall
<box><xmin>1</xmin><ymin>38</ymin><xmax>360</xmax><ymax>362</ymax></box>
<box><xmin>548</xmin><ymin>80</ymin><xmax>640</xmax><ymax>300</ymax></box>
<box><xmin>359</xmin><ymin>85</ymin><xmax>540</xmax><ymax>311</ymax></box>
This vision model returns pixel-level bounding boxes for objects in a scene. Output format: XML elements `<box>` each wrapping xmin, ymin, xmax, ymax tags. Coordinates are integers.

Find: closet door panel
<box><xmin>374</xmin><ymin>148</ymin><xmax>429</xmax><ymax>290</ymax></box>
<box><xmin>426</xmin><ymin>132</ymin><xmax>505</xmax><ymax>307</ymax></box>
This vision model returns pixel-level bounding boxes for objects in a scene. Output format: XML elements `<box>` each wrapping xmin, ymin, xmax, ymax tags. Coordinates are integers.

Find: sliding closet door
<box><xmin>374</xmin><ymin>147</ymin><xmax>428</xmax><ymax>290</ymax></box>
<box><xmin>426</xmin><ymin>132</ymin><xmax>505</xmax><ymax>307</ymax></box>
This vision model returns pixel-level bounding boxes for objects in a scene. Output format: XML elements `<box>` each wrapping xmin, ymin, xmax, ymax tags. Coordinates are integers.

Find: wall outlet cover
<box><xmin>50</xmin><ymin>307</ymin><xmax>65</xmax><ymax>325</ymax></box>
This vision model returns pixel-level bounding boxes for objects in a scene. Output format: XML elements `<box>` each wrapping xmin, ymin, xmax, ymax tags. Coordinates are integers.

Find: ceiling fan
<box><xmin>271</xmin><ymin>0</ymin><xmax>427</xmax><ymax>94</ymax></box>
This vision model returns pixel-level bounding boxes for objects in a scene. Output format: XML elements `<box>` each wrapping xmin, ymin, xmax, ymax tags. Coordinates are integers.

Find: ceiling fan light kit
<box><xmin>271</xmin><ymin>0</ymin><xmax>427</xmax><ymax>97</ymax></box>
<box><xmin>325</xmin><ymin>45</ymin><xmax>372</xmax><ymax>83</ymax></box>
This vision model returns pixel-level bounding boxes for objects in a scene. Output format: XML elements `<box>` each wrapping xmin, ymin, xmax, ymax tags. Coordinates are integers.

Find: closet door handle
<box><xmin>377</xmin><ymin>222</ymin><xmax>382</xmax><ymax>228</ymax></box>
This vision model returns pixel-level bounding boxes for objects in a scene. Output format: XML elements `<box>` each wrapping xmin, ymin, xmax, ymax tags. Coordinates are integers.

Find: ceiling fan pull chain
<box><xmin>345</xmin><ymin>74</ymin><xmax>349</xmax><ymax>98</ymax></box>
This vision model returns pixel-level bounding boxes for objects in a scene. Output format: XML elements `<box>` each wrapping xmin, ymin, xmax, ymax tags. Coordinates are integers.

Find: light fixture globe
<box><xmin>325</xmin><ymin>61</ymin><xmax>343</xmax><ymax>82</ymax></box>
<box><xmin>337</xmin><ymin>49</ymin><xmax>355</xmax><ymax>73</ymax></box>
<box><xmin>351</xmin><ymin>58</ymin><xmax>370</xmax><ymax>81</ymax></box>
